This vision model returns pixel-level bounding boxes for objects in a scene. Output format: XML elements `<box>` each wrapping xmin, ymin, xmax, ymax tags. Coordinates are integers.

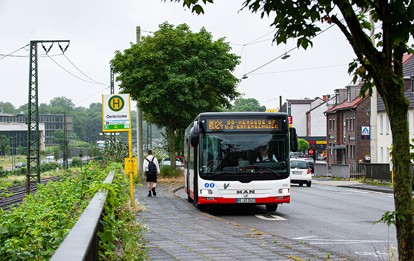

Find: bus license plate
<box><xmin>292</xmin><ymin>171</ymin><xmax>302</xmax><ymax>174</ymax></box>
<box><xmin>237</xmin><ymin>198</ymin><xmax>256</xmax><ymax>203</ymax></box>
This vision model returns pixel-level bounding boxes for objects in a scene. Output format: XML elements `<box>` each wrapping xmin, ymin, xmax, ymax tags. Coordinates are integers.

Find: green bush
<box><xmin>160</xmin><ymin>165</ymin><xmax>182</xmax><ymax>178</ymax></box>
<box><xmin>0</xmin><ymin>162</ymin><xmax>146</xmax><ymax>260</ymax></box>
<box><xmin>71</xmin><ymin>157</ymin><xmax>82</xmax><ymax>167</ymax></box>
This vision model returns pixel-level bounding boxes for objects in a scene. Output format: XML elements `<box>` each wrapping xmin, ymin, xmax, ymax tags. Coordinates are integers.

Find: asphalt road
<box><xmin>201</xmin><ymin>182</ymin><xmax>397</xmax><ymax>260</ymax></box>
<box><xmin>136</xmin><ymin>179</ymin><xmax>397</xmax><ymax>260</ymax></box>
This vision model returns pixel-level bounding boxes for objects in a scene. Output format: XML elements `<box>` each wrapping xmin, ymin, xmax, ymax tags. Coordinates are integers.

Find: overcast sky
<box><xmin>0</xmin><ymin>0</ymin><xmax>356</xmax><ymax>110</ymax></box>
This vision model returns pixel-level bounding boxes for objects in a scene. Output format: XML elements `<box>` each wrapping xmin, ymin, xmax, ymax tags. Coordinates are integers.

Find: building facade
<box><xmin>0</xmin><ymin>113</ymin><xmax>73</xmax><ymax>149</ymax></box>
<box><xmin>375</xmin><ymin>54</ymin><xmax>414</xmax><ymax>163</ymax></box>
<box><xmin>325</xmin><ymin>84</ymin><xmax>370</xmax><ymax>171</ymax></box>
<box><xmin>281</xmin><ymin>97</ymin><xmax>327</xmax><ymax>159</ymax></box>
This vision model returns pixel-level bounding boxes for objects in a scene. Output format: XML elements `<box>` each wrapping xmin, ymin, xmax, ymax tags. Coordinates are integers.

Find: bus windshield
<box><xmin>200</xmin><ymin>132</ymin><xmax>289</xmax><ymax>180</ymax></box>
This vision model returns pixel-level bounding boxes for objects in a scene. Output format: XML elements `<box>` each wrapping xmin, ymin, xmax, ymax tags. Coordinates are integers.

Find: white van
<box><xmin>45</xmin><ymin>155</ymin><xmax>55</xmax><ymax>163</ymax></box>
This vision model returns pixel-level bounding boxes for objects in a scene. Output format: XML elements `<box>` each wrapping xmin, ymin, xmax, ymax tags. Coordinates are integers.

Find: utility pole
<box><xmin>369</xmin><ymin>12</ymin><xmax>377</xmax><ymax>163</ymax></box>
<box><xmin>63</xmin><ymin>113</ymin><xmax>68</xmax><ymax>169</ymax></box>
<box><xmin>26</xmin><ymin>40</ymin><xmax>69</xmax><ymax>193</ymax></box>
<box><xmin>136</xmin><ymin>26</ymin><xmax>144</xmax><ymax>176</ymax></box>
<box><xmin>110</xmin><ymin>66</ymin><xmax>115</xmax><ymax>94</ymax></box>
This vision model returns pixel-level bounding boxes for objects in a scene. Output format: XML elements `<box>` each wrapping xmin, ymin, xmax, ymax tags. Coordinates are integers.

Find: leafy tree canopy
<box><xmin>111</xmin><ymin>22</ymin><xmax>241</xmax><ymax>161</ymax></box>
<box><xmin>298</xmin><ymin>138</ymin><xmax>309</xmax><ymax>152</ymax></box>
<box><xmin>49</xmin><ymin>97</ymin><xmax>75</xmax><ymax>114</ymax></box>
<box><xmin>229</xmin><ymin>98</ymin><xmax>266</xmax><ymax>112</ymax></box>
<box><xmin>0</xmin><ymin>102</ymin><xmax>16</xmax><ymax>113</ymax></box>
<box><xmin>111</xmin><ymin>22</ymin><xmax>240</xmax><ymax>129</ymax></box>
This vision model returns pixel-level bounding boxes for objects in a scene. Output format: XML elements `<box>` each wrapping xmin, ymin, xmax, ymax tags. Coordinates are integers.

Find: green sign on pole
<box><xmin>102</xmin><ymin>94</ymin><xmax>131</xmax><ymax>132</ymax></box>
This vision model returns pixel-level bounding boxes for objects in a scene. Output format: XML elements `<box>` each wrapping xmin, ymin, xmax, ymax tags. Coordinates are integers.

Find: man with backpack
<box><xmin>143</xmin><ymin>149</ymin><xmax>160</xmax><ymax>197</ymax></box>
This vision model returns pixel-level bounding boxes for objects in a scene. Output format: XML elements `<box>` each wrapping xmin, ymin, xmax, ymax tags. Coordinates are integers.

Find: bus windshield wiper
<box><xmin>262</xmin><ymin>166</ymin><xmax>282</xmax><ymax>176</ymax></box>
<box><xmin>205</xmin><ymin>171</ymin><xmax>239</xmax><ymax>177</ymax></box>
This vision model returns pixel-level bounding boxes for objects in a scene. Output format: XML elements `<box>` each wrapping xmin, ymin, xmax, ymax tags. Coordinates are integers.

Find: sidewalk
<box><xmin>313</xmin><ymin>177</ymin><xmax>395</xmax><ymax>194</ymax></box>
<box><xmin>136</xmin><ymin>183</ymin><xmax>348</xmax><ymax>260</ymax></box>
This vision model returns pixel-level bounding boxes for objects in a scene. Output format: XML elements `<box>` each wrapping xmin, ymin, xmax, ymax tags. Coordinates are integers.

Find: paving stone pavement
<box><xmin>135</xmin><ymin>183</ymin><xmax>348</xmax><ymax>261</ymax></box>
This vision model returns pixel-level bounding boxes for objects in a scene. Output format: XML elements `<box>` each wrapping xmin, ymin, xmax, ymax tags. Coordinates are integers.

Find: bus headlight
<box><xmin>278</xmin><ymin>188</ymin><xmax>289</xmax><ymax>194</ymax></box>
<box><xmin>200</xmin><ymin>189</ymin><xmax>213</xmax><ymax>195</ymax></box>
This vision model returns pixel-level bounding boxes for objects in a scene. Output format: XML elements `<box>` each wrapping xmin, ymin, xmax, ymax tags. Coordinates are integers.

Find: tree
<box><xmin>229</xmin><ymin>98</ymin><xmax>266</xmax><ymax>112</ymax></box>
<box><xmin>0</xmin><ymin>102</ymin><xmax>16</xmax><ymax>113</ymax></box>
<box><xmin>49</xmin><ymin>97</ymin><xmax>75</xmax><ymax>114</ymax></box>
<box><xmin>111</xmin><ymin>22</ymin><xmax>240</xmax><ymax>166</ymax></box>
<box><xmin>169</xmin><ymin>1</ymin><xmax>414</xmax><ymax>259</ymax></box>
<box><xmin>53</xmin><ymin>129</ymin><xmax>66</xmax><ymax>151</ymax></box>
<box><xmin>0</xmin><ymin>136</ymin><xmax>9</xmax><ymax>157</ymax></box>
<box><xmin>298</xmin><ymin>138</ymin><xmax>309</xmax><ymax>152</ymax></box>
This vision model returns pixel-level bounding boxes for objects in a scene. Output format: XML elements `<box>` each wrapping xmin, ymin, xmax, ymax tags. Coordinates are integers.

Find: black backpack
<box><xmin>146</xmin><ymin>157</ymin><xmax>157</xmax><ymax>174</ymax></box>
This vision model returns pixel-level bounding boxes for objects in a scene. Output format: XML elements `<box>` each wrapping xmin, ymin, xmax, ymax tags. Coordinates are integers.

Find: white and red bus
<box><xmin>184</xmin><ymin>112</ymin><xmax>298</xmax><ymax>211</ymax></box>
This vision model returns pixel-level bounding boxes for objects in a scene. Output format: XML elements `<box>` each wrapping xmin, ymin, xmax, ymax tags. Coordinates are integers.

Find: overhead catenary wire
<box><xmin>73</xmin><ymin>86</ymin><xmax>110</xmax><ymax>107</ymax></box>
<box><xmin>63</xmin><ymin>54</ymin><xmax>107</xmax><ymax>85</ymax></box>
<box><xmin>46</xmin><ymin>54</ymin><xmax>108</xmax><ymax>86</ymax></box>
<box><xmin>242</xmin><ymin>22</ymin><xmax>338</xmax><ymax>77</ymax></box>
<box><xmin>250</xmin><ymin>63</ymin><xmax>349</xmax><ymax>76</ymax></box>
<box><xmin>0</xmin><ymin>44</ymin><xmax>29</xmax><ymax>61</ymax></box>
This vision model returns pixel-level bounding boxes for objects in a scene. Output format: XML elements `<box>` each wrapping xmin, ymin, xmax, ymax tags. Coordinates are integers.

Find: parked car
<box><xmin>304</xmin><ymin>158</ymin><xmax>315</xmax><ymax>173</ymax></box>
<box><xmin>15</xmin><ymin>162</ymin><xmax>26</xmax><ymax>168</ymax></box>
<box><xmin>290</xmin><ymin>159</ymin><xmax>312</xmax><ymax>187</ymax></box>
<box><xmin>160</xmin><ymin>158</ymin><xmax>184</xmax><ymax>168</ymax></box>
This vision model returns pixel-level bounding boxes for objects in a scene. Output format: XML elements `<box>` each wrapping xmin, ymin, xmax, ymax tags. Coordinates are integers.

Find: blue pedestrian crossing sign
<box><xmin>361</xmin><ymin>126</ymin><xmax>370</xmax><ymax>139</ymax></box>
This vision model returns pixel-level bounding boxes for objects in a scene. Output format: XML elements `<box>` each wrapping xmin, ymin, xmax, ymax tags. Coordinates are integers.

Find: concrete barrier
<box><xmin>331</xmin><ymin>164</ymin><xmax>350</xmax><ymax>178</ymax></box>
<box><xmin>314</xmin><ymin>162</ymin><xmax>328</xmax><ymax>176</ymax></box>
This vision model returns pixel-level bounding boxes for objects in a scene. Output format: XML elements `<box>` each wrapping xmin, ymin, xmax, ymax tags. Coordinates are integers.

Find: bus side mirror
<box><xmin>190</xmin><ymin>121</ymin><xmax>199</xmax><ymax>146</ymax></box>
<box><xmin>290</xmin><ymin>127</ymin><xmax>298</xmax><ymax>152</ymax></box>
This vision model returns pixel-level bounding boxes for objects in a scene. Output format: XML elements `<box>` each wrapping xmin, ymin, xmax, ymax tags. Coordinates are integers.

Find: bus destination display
<box><xmin>206</xmin><ymin>119</ymin><xmax>282</xmax><ymax>131</ymax></box>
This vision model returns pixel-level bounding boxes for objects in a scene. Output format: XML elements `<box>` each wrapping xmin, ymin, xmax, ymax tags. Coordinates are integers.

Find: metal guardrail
<box><xmin>51</xmin><ymin>171</ymin><xmax>115</xmax><ymax>261</ymax></box>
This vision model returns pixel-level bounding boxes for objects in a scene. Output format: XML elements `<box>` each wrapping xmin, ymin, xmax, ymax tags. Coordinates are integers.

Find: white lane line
<box><xmin>293</xmin><ymin>236</ymin><xmax>316</xmax><ymax>240</ymax></box>
<box><xmin>255</xmin><ymin>214</ymin><xmax>287</xmax><ymax>221</ymax></box>
<box><xmin>294</xmin><ymin>237</ymin><xmax>390</xmax><ymax>245</ymax></box>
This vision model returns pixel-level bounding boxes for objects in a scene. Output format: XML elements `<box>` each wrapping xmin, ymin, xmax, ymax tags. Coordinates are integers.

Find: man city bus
<box><xmin>183</xmin><ymin>112</ymin><xmax>298</xmax><ymax>211</ymax></box>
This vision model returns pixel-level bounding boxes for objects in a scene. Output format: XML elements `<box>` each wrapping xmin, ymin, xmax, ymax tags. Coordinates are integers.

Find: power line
<box><xmin>63</xmin><ymin>54</ymin><xmax>106</xmax><ymax>85</ymax></box>
<box><xmin>46</xmin><ymin>54</ymin><xmax>107</xmax><ymax>85</ymax></box>
<box><xmin>73</xmin><ymin>86</ymin><xmax>110</xmax><ymax>106</ymax></box>
<box><xmin>250</xmin><ymin>63</ymin><xmax>348</xmax><ymax>76</ymax></box>
<box><xmin>0</xmin><ymin>44</ymin><xmax>29</xmax><ymax>61</ymax></box>
<box><xmin>243</xmin><ymin>23</ymin><xmax>337</xmax><ymax>77</ymax></box>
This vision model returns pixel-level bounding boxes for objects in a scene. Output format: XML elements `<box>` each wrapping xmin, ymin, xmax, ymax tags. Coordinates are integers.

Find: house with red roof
<box><xmin>325</xmin><ymin>84</ymin><xmax>370</xmax><ymax>171</ymax></box>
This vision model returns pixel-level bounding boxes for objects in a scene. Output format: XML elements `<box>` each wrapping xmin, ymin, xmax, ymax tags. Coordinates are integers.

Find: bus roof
<box><xmin>196</xmin><ymin>112</ymin><xmax>288</xmax><ymax>118</ymax></box>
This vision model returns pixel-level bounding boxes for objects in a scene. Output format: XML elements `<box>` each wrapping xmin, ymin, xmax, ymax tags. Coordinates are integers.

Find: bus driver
<box><xmin>256</xmin><ymin>146</ymin><xmax>277</xmax><ymax>162</ymax></box>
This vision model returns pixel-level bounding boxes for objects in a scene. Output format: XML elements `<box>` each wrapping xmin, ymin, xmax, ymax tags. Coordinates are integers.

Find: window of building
<box><xmin>411</xmin><ymin>79</ymin><xmax>414</xmax><ymax>92</ymax></box>
<box><xmin>386</xmin><ymin>147</ymin><xmax>390</xmax><ymax>163</ymax></box>
<box><xmin>380</xmin><ymin>115</ymin><xmax>384</xmax><ymax>135</ymax></box>
<box><xmin>385</xmin><ymin>116</ymin><xmax>390</xmax><ymax>135</ymax></box>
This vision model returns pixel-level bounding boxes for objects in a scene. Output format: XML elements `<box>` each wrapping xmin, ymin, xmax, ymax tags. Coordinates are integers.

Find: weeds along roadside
<box><xmin>0</xmin><ymin>162</ymin><xmax>147</xmax><ymax>260</ymax></box>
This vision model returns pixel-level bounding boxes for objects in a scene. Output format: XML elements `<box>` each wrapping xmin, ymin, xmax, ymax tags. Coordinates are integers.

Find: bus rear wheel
<box><xmin>266</xmin><ymin>204</ymin><xmax>278</xmax><ymax>212</ymax></box>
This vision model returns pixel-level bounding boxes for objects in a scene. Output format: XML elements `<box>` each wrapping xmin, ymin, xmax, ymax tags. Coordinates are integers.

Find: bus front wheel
<box><xmin>194</xmin><ymin>201</ymin><xmax>205</xmax><ymax>211</ymax></box>
<box><xmin>266</xmin><ymin>204</ymin><xmax>278</xmax><ymax>212</ymax></box>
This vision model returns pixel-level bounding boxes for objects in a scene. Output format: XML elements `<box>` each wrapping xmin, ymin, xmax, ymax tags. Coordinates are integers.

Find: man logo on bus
<box><xmin>237</xmin><ymin>190</ymin><xmax>255</xmax><ymax>194</ymax></box>
<box><xmin>108</xmin><ymin>95</ymin><xmax>125</xmax><ymax>112</ymax></box>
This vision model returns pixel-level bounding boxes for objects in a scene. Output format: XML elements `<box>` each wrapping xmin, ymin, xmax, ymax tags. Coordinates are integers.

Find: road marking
<box><xmin>294</xmin><ymin>237</ymin><xmax>390</xmax><ymax>245</ymax></box>
<box><xmin>255</xmin><ymin>214</ymin><xmax>286</xmax><ymax>221</ymax></box>
<box><xmin>293</xmin><ymin>236</ymin><xmax>316</xmax><ymax>240</ymax></box>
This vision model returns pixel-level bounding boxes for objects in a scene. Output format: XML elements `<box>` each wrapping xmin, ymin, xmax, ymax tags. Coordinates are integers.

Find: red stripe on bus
<box><xmin>197</xmin><ymin>196</ymin><xmax>290</xmax><ymax>205</ymax></box>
